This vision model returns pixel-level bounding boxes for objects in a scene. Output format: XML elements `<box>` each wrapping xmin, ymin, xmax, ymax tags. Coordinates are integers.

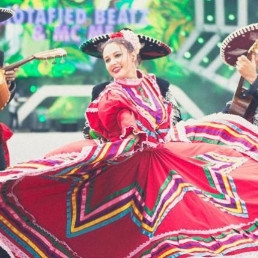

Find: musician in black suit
<box><xmin>220</xmin><ymin>23</ymin><xmax>258</xmax><ymax>125</ymax></box>
<box><xmin>223</xmin><ymin>54</ymin><xmax>258</xmax><ymax>123</ymax></box>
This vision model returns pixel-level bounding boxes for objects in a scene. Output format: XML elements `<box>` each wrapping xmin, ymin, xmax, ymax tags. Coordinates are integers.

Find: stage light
<box><xmin>206</xmin><ymin>15</ymin><xmax>214</xmax><ymax>22</ymax></box>
<box><xmin>38</xmin><ymin>113</ymin><xmax>47</xmax><ymax>123</ymax></box>
<box><xmin>30</xmin><ymin>107</ymin><xmax>50</xmax><ymax>132</ymax></box>
<box><xmin>184</xmin><ymin>52</ymin><xmax>192</xmax><ymax>59</ymax></box>
<box><xmin>182</xmin><ymin>32</ymin><xmax>214</xmax><ymax>62</ymax></box>
<box><xmin>224</xmin><ymin>0</ymin><xmax>237</xmax><ymax>25</ymax></box>
<box><xmin>29</xmin><ymin>85</ymin><xmax>38</xmax><ymax>93</ymax></box>
<box><xmin>228</xmin><ymin>14</ymin><xmax>236</xmax><ymax>21</ymax></box>
<box><xmin>197</xmin><ymin>37</ymin><xmax>205</xmax><ymax>44</ymax></box>
<box><xmin>181</xmin><ymin>31</ymin><xmax>188</xmax><ymax>37</ymax></box>
<box><xmin>202</xmin><ymin>57</ymin><xmax>210</xmax><ymax>64</ymax></box>
<box><xmin>204</xmin><ymin>0</ymin><xmax>215</xmax><ymax>24</ymax></box>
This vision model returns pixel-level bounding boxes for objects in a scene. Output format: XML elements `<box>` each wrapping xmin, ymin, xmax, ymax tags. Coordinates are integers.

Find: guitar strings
<box><xmin>42</xmin><ymin>54</ymin><xmax>66</xmax><ymax>65</ymax></box>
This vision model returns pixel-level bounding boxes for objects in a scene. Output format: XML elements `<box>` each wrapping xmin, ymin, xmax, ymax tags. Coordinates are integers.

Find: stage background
<box><xmin>0</xmin><ymin>0</ymin><xmax>256</xmax><ymax>131</ymax></box>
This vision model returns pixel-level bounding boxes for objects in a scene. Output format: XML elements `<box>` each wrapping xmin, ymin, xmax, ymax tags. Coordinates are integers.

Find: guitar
<box><xmin>227</xmin><ymin>77</ymin><xmax>256</xmax><ymax>121</ymax></box>
<box><xmin>0</xmin><ymin>48</ymin><xmax>67</xmax><ymax>110</ymax></box>
<box><xmin>228</xmin><ymin>42</ymin><xmax>258</xmax><ymax>121</ymax></box>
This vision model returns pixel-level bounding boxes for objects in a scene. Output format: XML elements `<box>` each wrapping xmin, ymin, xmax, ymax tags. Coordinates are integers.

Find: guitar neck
<box><xmin>234</xmin><ymin>76</ymin><xmax>245</xmax><ymax>97</ymax></box>
<box><xmin>3</xmin><ymin>56</ymin><xmax>35</xmax><ymax>71</ymax></box>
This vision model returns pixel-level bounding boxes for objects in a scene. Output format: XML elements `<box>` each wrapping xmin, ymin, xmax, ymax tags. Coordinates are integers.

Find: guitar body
<box><xmin>228</xmin><ymin>88</ymin><xmax>256</xmax><ymax>121</ymax></box>
<box><xmin>0</xmin><ymin>70</ymin><xmax>10</xmax><ymax>110</ymax></box>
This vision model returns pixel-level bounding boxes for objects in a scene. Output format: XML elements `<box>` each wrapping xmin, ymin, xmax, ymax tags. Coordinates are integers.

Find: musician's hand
<box><xmin>235</xmin><ymin>54</ymin><xmax>257</xmax><ymax>84</ymax></box>
<box><xmin>4</xmin><ymin>68</ymin><xmax>18</xmax><ymax>87</ymax></box>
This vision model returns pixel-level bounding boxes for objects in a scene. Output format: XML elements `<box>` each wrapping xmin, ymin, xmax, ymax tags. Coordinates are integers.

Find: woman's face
<box><xmin>102</xmin><ymin>42</ymin><xmax>137</xmax><ymax>79</ymax></box>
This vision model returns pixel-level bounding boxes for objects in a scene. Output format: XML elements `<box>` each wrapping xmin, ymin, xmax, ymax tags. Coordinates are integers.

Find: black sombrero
<box><xmin>80</xmin><ymin>30</ymin><xmax>172</xmax><ymax>60</ymax></box>
<box><xmin>0</xmin><ymin>8</ymin><xmax>14</xmax><ymax>22</ymax></box>
<box><xmin>220</xmin><ymin>23</ymin><xmax>258</xmax><ymax>66</ymax></box>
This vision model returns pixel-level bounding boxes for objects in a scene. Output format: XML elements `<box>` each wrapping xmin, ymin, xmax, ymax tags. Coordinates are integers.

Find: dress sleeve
<box><xmin>88</xmin><ymin>88</ymin><xmax>139</xmax><ymax>141</ymax></box>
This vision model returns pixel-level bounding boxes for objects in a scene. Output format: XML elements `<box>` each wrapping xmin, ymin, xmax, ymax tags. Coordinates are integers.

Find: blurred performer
<box><xmin>220</xmin><ymin>23</ymin><xmax>258</xmax><ymax>125</ymax></box>
<box><xmin>0</xmin><ymin>7</ymin><xmax>17</xmax><ymax>170</ymax></box>
<box><xmin>0</xmin><ymin>8</ymin><xmax>18</xmax><ymax>257</ymax></box>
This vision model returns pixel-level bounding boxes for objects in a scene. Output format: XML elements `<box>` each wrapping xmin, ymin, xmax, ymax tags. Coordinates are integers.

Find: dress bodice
<box><xmin>86</xmin><ymin>71</ymin><xmax>173</xmax><ymax>143</ymax></box>
<box><xmin>114</xmin><ymin>72</ymin><xmax>169</xmax><ymax>129</ymax></box>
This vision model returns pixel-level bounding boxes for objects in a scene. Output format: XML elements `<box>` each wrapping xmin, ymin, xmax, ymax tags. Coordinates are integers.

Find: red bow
<box><xmin>110</xmin><ymin>32</ymin><xmax>123</xmax><ymax>39</ymax></box>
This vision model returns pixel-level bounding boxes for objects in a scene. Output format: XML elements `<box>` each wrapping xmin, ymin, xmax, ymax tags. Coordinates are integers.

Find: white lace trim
<box><xmin>0</xmin><ymin>234</ymin><xmax>28</xmax><ymax>258</ymax></box>
<box><xmin>127</xmin><ymin>218</ymin><xmax>258</xmax><ymax>257</ymax></box>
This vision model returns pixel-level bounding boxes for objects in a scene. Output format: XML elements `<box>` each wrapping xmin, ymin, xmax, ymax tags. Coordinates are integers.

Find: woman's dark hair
<box><xmin>99</xmin><ymin>38</ymin><xmax>134</xmax><ymax>54</ymax></box>
<box><xmin>99</xmin><ymin>38</ymin><xmax>142</xmax><ymax>65</ymax></box>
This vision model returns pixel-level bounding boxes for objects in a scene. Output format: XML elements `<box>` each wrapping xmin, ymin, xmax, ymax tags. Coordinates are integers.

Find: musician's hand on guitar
<box><xmin>236</xmin><ymin>54</ymin><xmax>257</xmax><ymax>84</ymax></box>
<box><xmin>4</xmin><ymin>68</ymin><xmax>18</xmax><ymax>87</ymax></box>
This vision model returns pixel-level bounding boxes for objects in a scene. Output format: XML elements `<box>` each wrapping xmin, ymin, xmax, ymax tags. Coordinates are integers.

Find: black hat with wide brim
<box><xmin>220</xmin><ymin>23</ymin><xmax>258</xmax><ymax>66</ymax></box>
<box><xmin>80</xmin><ymin>32</ymin><xmax>172</xmax><ymax>60</ymax></box>
<box><xmin>0</xmin><ymin>8</ymin><xmax>14</xmax><ymax>22</ymax></box>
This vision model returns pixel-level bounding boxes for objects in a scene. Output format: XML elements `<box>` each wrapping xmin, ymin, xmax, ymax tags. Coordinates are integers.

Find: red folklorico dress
<box><xmin>0</xmin><ymin>70</ymin><xmax>258</xmax><ymax>257</ymax></box>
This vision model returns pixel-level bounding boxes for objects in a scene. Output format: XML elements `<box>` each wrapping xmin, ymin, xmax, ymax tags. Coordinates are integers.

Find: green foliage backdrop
<box><xmin>0</xmin><ymin>0</ymin><xmax>194</xmax><ymax>83</ymax></box>
<box><xmin>0</xmin><ymin>0</ymin><xmax>235</xmax><ymax>127</ymax></box>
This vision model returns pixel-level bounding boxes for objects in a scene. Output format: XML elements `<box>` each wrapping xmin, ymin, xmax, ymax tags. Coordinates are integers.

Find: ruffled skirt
<box><xmin>1</xmin><ymin>114</ymin><xmax>258</xmax><ymax>258</ymax></box>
